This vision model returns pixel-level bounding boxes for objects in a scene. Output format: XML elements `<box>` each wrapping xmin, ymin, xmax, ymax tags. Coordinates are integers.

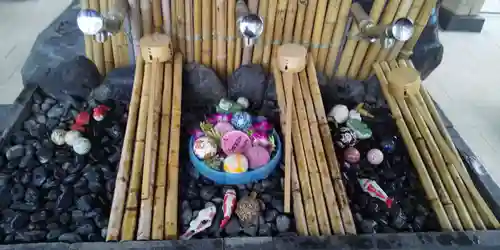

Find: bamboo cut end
<box><xmin>277</xmin><ymin>44</ymin><xmax>307</xmax><ymax>73</ymax></box>
<box><xmin>387</xmin><ymin>66</ymin><xmax>421</xmax><ymax>97</ymax></box>
<box><xmin>140</xmin><ymin>33</ymin><xmax>174</xmax><ymax>63</ymax></box>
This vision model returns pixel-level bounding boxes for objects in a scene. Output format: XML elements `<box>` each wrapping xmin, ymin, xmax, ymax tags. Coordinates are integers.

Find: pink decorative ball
<box><xmin>344</xmin><ymin>147</ymin><xmax>360</xmax><ymax>164</ymax></box>
<box><xmin>244</xmin><ymin>145</ymin><xmax>271</xmax><ymax>169</ymax></box>
<box><xmin>221</xmin><ymin>130</ymin><xmax>252</xmax><ymax>155</ymax></box>
<box><xmin>214</xmin><ymin>121</ymin><xmax>235</xmax><ymax>135</ymax></box>
<box><xmin>367</xmin><ymin>148</ymin><xmax>384</xmax><ymax>165</ymax></box>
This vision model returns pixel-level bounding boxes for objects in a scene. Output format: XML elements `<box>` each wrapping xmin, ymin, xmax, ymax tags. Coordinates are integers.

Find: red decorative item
<box><xmin>75</xmin><ymin>111</ymin><xmax>90</xmax><ymax>126</ymax></box>
<box><xmin>93</xmin><ymin>104</ymin><xmax>111</xmax><ymax>121</ymax></box>
<box><xmin>71</xmin><ymin>124</ymin><xmax>86</xmax><ymax>133</ymax></box>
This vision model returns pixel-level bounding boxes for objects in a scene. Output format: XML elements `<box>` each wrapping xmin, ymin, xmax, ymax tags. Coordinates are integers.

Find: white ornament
<box><xmin>349</xmin><ymin>109</ymin><xmax>362</xmax><ymax>121</ymax></box>
<box><xmin>367</xmin><ymin>148</ymin><xmax>384</xmax><ymax>165</ymax></box>
<box><xmin>236</xmin><ymin>97</ymin><xmax>250</xmax><ymax>109</ymax></box>
<box><xmin>65</xmin><ymin>130</ymin><xmax>82</xmax><ymax>146</ymax></box>
<box><xmin>50</xmin><ymin>129</ymin><xmax>67</xmax><ymax>146</ymax></box>
<box><xmin>328</xmin><ymin>104</ymin><xmax>349</xmax><ymax>124</ymax></box>
<box><xmin>73</xmin><ymin>137</ymin><xmax>92</xmax><ymax>155</ymax></box>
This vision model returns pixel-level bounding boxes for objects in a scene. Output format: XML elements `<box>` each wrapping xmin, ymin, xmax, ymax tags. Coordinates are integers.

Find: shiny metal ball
<box><xmin>389</xmin><ymin>18</ymin><xmax>414</xmax><ymax>42</ymax></box>
<box><xmin>238</xmin><ymin>14</ymin><xmax>264</xmax><ymax>40</ymax></box>
<box><xmin>77</xmin><ymin>9</ymin><xmax>104</xmax><ymax>35</ymax></box>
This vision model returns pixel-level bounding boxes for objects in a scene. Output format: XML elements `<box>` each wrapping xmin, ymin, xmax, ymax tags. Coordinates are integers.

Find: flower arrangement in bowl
<box><xmin>188</xmin><ymin>97</ymin><xmax>282</xmax><ymax>185</ymax></box>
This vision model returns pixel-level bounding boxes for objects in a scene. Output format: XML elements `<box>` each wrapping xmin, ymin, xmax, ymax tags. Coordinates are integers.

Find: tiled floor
<box><xmin>1</xmin><ymin>1</ymin><xmax>500</xmax><ymax>184</ymax></box>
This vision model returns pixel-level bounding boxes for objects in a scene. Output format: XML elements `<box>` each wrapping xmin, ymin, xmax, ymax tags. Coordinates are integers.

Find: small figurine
<box><xmin>92</xmin><ymin>104</ymin><xmax>111</xmax><ymax>121</ymax></box>
<box><xmin>75</xmin><ymin>111</ymin><xmax>90</xmax><ymax>126</ymax></box>
<box><xmin>221</xmin><ymin>130</ymin><xmax>251</xmax><ymax>155</ymax></box>
<box><xmin>356</xmin><ymin>103</ymin><xmax>375</xmax><ymax>118</ymax></box>
<box><xmin>344</xmin><ymin>147</ymin><xmax>360</xmax><ymax>164</ymax></box>
<box><xmin>231</xmin><ymin>111</ymin><xmax>253</xmax><ymax>130</ymax></box>
<box><xmin>367</xmin><ymin>148</ymin><xmax>384</xmax><ymax>165</ymax></box>
<box><xmin>236</xmin><ymin>97</ymin><xmax>250</xmax><ymax>109</ymax></box>
<box><xmin>327</xmin><ymin>104</ymin><xmax>349</xmax><ymax>124</ymax></box>
<box><xmin>346</xmin><ymin>119</ymin><xmax>372</xmax><ymax>140</ymax></box>
<box><xmin>64</xmin><ymin>130</ymin><xmax>82</xmax><ymax>146</ymax></box>
<box><xmin>214</xmin><ymin>121</ymin><xmax>235</xmax><ymax>135</ymax></box>
<box><xmin>244</xmin><ymin>145</ymin><xmax>271</xmax><ymax>169</ymax></box>
<box><xmin>50</xmin><ymin>129</ymin><xmax>67</xmax><ymax>146</ymax></box>
<box><xmin>220</xmin><ymin>189</ymin><xmax>237</xmax><ymax>229</ymax></box>
<box><xmin>180</xmin><ymin>204</ymin><xmax>217</xmax><ymax>240</ymax></box>
<box><xmin>348</xmin><ymin>109</ymin><xmax>362</xmax><ymax>121</ymax></box>
<box><xmin>73</xmin><ymin>137</ymin><xmax>92</xmax><ymax>155</ymax></box>
<box><xmin>359</xmin><ymin>178</ymin><xmax>394</xmax><ymax>208</ymax></box>
<box><xmin>217</xmin><ymin>98</ymin><xmax>243</xmax><ymax>113</ymax></box>
<box><xmin>334</xmin><ymin>127</ymin><xmax>358</xmax><ymax>148</ymax></box>
<box><xmin>235</xmin><ymin>191</ymin><xmax>261</xmax><ymax>227</ymax></box>
<box><xmin>193</xmin><ymin>136</ymin><xmax>218</xmax><ymax>160</ymax></box>
<box><xmin>380</xmin><ymin>137</ymin><xmax>396</xmax><ymax>153</ymax></box>
<box><xmin>223</xmin><ymin>153</ymin><xmax>249</xmax><ymax>173</ymax></box>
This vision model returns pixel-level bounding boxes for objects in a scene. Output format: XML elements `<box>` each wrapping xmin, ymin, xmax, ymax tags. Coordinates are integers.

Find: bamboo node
<box><xmin>277</xmin><ymin>44</ymin><xmax>307</xmax><ymax>73</ymax></box>
<box><xmin>387</xmin><ymin>66</ymin><xmax>421</xmax><ymax>97</ymax></box>
<box><xmin>140</xmin><ymin>33</ymin><xmax>174</xmax><ymax>63</ymax></box>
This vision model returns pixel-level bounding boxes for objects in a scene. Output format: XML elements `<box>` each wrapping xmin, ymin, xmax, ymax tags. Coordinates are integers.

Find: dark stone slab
<box><xmin>0</xmin><ymin>243</ymin><xmax>69</xmax><ymax>250</ymax></box>
<box><xmin>71</xmin><ymin>239</ymin><xmax>223</xmax><ymax>250</ymax></box>
<box><xmin>439</xmin><ymin>8</ymin><xmax>485</xmax><ymax>33</ymax></box>
<box><xmin>225</xmin><ymin>237</ymin><xmax>275</xmax><ymax>250</ymax></box>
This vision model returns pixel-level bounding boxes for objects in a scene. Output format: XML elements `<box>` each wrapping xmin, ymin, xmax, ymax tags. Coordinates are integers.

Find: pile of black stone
<box><xmin>0</xmin><ymin>90</ymin><xmax>127</xmax><ymax>243</ymax></box>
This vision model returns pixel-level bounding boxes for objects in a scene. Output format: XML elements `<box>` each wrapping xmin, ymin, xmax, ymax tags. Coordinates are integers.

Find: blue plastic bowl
<box><xmin>189</xmin><ymin>131</ymin><xmax>282</xmax><ymax>185</ymax></box>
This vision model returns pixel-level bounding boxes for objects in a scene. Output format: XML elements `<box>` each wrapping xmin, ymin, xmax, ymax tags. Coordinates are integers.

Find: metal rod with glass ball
<box><xmin>236</xmin><ymin>0</ymin><xmax>264</xmax><ymax>47</ymax></box>
<box><xmin>77</xmin><ymin>0</ymin><xmax>129</xmax><ymax>43</ymax></box>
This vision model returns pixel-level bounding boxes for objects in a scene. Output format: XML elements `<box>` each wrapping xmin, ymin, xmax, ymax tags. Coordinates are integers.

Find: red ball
<box><xmin>344</xmin><ymin>147</ymin><xmax>360</xmax><ymax>164</ymax></box>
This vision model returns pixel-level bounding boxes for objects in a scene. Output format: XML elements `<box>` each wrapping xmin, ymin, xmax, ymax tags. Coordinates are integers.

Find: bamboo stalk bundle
<box><xmin>165</xmin><ymin>52</ymin><xmax>184</xmax><ymax>239</ymax></box>
<box><xmin>212</xmin><ymin>0</ymin><xmax>218</xmax><ymax>69</ymax></box>
<box><xmin>292</xmin><ymin>0</ymin><xmax>307</xmax><ymax>43</ymax></box>
<box><xmin>269</xmin><ymin>0</ymin><xmax>288</xmax><ymax>64</ymax></box>
<box><xmin>89</xmin><ymin>0</ymin><xmax>105</xmax><ymax>74</ymax></box>
<box><xmin>128</xmin><ymin>0</ymin><xmax>142</xmax><ymax>57</ymax></box>
<box><xmin>252</xmin><ymin>0</ymin><xmax>269</xmax><ymax>64</ymax></box>
<box><xmin>373</xmin><ymin>62</ymin><xmax>453</xmax><ymax>231</ymax></box>
<box><xmin>185</xmin><ymin>0</ymin><xmax>194</xmax><ymax>62</ymax></box>
<box><xmin>176</xmin><ymin>0</ymin><xmax>186</xmax><ymax>57</ymax></box>
<box><xmin>81</xmin><ymin>0</ymin><xmax>94</xmax><ymax>61</ymax></box>
<box><xmin>153</xmin><ymin>0</ymin><xmax>163</xmax><ymax>32</ymax></box>
<box><xmin>376</xmin><ymin>0</ymin><xmax>412</xmax><ymax>62</ymax></box>
<box><xmin>162</xmin><ymin>0</ymin><xmax>172</xmax><ymax>35</ymax></box>
<box><xmin>141</xmin><ymin>0</ymin><xmax>153</xmax><ymax>35</ymax></box>
<box><xmin>282</xmin><ymin>0</ymin><xmax>297</xmax><ymax>44</ymax></box>
<box><xmin>170</xmin><ymin>0</ymin><xmax>177</xmax><ymax>47</ymax></box>
<box><xmin>299</xmin><ymin>0</ymin><xmax>318</xmax><ymax>48</ymax></box>
<box><xmin>227</xmin><ymin>0</ymin><xmax>236</xmax><ymax>75</ymax></box>
<box><xmin>306</xmin><ymin>55</ymin><xmax>356</xmax><ymax>235</ymax></box>
<box><xmin>399</xmin><ymin>0</ymin><xmax>437</xmax><ymax>59</ymax></box>
<box><xmin>309</xmin><ymin>0</ymin><xmax>327</xmax><ymax>61</ymax></box>
<box><xmin>348</xmin><ymin>0</ymin><xmax>396</xmax><ymax>79</ymax></box>
<box><xmin>272</xmin><ymin>62</ymin><xmax>320</xmax><ymax>236</ymax></box>
<box><xmin>261</xmin><ymin>0</ymin><xmax>277</xmax><ymax>69</ymax></box>
<box><xmin>241</xmin><ymin>0</ymin><xmax>260</xmax><ymax>65</ymax></box>
<box><xmin>106</xmin><ymin>58</ymin><xmax>145</xmax><ymax>241</ymax></box>
<box><xmin>315</xmin><ymin>0</ymin><xmax>341</xmax><ymax>70</ymax></box>
<box><xmin>324</xmin><ymin>0</ymin><xmax>352</xmax><ymax>77</ymax></box>
<box><xmin>385</xmin><ymin>0</ymin><xmax>421</xmax><ymax>61</ymax></box>
<box><xmin>335</xmin><ymin>0</ymin><xmax>386</xmax><ymax>78</ymax></box>
<box><xmin>202</xmin><ymin>0</ymin><xmax>212</xmax><ymax>66</ymax></box>
<box><xmin>100</xmin><ymin>0</ymin><xmax>114</xmax><ymax>73</ymax></box>
<box><xmin>216</xmin><ymin>0</ymin><xmax>227</xmax><ymax>78</ymax></box>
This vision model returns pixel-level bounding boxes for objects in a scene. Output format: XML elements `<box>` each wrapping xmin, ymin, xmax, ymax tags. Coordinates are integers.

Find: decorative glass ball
<box><xmin>73</xmin><ymin>137</ymin><xmax>92</xmax><ymax>155</ymax></box>
<box><xmin>64</xmin><ymin>130</ymin><xmax>82</xmax><ymax>146</ymax></box>
<box><xmin>367</xmin><ymin>149</ymin><xmax>384</xmax><ymax>165</ymax></box>
<box><xmin>236</xmin><ymin>97</ymin><xmax>250</xmax><ymax>109</ymax></box>
<box><xmin>231</xmin><ymin>112</ymin><xmax>252</xmax><ymax>130</ymax></box>
<box><xmin>328</xmin><ymin>104</ymin><xmax>349</xmax><ymax>124</ymax></box>
<box><xmin>344</xmin><ymin>147</ymin><xmax>360</xmax><ymax>164</ymax></box>
<box><xmin>50</xmin><ymin>129</ymin><xmax>67</xmax><ymax>146</ymax></box>
<box><xmin>223</xmin><ymin>153</ymin><xmax>249</xmax><ymax>173</ymax></box>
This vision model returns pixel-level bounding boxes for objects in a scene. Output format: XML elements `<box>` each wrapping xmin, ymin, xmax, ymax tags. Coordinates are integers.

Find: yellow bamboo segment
<box><xmin>141</xmin><ymin>0</ymin><xmax>153</xmax><ymax>35</ymax></box>
<box><xmin>129</xmin><ymin>0</ymin><xmax>142</xmax><ymax>56</ymax></box>
<box><xmin>316</xmin><ymin>0</ymin><xmax>341</xmax><ymax>69</ymax></box>
<box><xmin>202</xmin><ymin>0</ymin><xmax>212</xmax><ymax>66</ymax></box>
<box><xmin>216</xmin><ymin>0</ymin><xmax>227</xmax><ymax>78</ymax></box>
<box><xmin>292</xmin><ymin>0</ymin><xmax>307</xmax><ymax>43</ymax></box>
<box><xmin>194</xmin><ymin>0</ymin><xmax>202</xmax><ymax>62</ymax></box>
<box><xmin>269</xmin><ymin>0</ymin><xmax>288</xmax><ymax>63</ymax></box>
<box><xmin>234</xmin><ymin>37</ymin><xmax>243</xmax><ymax>69</ymax></box>
<box><xmin>89</xmin><ymin>0</ymin><xmax>105</xmax><ymax>74</ymax></box>
<box><xmin>300</xmin><ymin>0</ymin><xmax>318</xmax><ymax>48</ymax></box>
<box><xmin>81</xmin><ymin>0</ymin><xmax>94</xmax><ymax>61</ymax></box>
<box><xmin>100</xmin><ymin>0</ymin><xmax>114</xmax><ymax>73</ymax></box>
<box><xmin>153</xmin><ymin>0</ymin><xmax>163</xmax><ymax>32</ymax></box>
<box><xmin>176</xmin><ymin>0</ymin><xmax>186</xmax><ymax>56</ymax></box>
<box><xmin>324</xmin><ymin>0</ymin><xmax>352</xmax><ymax>76</ymax></box>
<box><xmin>310</xmin><ymin>0</ymin><xmax>327</xmax><ymax>60</ymax></box>
<box><xmin>171</xmin><ymin>0</ymin><xmax>178</xmax><ymax>47</ymax></box>
<box><xmin>227</xmin><ymin>0</ymin><xmax>236</xmax><ymax>75</ymax></box>
<box><xmin>212</xmin><ymin>0</ymin><xmax>218</xmax><ymax>69</ymax></box>
<box><xmin>261</xmin><ymin>0</ymin><xmax>278</xmax><ymax>69</ymax></box>
<box><xmin>252</xmin><ymin>0</ymin><xmax>269</xmax><ymax>64</ymax></box>
<box><xmin>162</xmin><ymin>0</ymin><xmax>172</xmax><ymax>34</ymax></box>
<box><xmin>185</xmin><ymin>0</ymin><xmax>194</xmax><ymax>62</ymax></box>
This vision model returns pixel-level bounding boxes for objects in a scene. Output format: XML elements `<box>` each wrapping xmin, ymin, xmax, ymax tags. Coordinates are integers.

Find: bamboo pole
<box><xmin>171</xmin><ymin>0</ymin><xmax>177</xmax><ymax>47</ymax></box>
<box><xmin>292</xmin><ymin>0</ymin><xmax>307</xmax><ymax>43</ymax></box>
<box><xmin>121</xmin><ymin>63</ymin><xmax>151</xmax><ymax>240</ymax></box>
<box><xmin>373</xmin><ymin>62</ymin><xmax>453</xmax><ymax>231</ymax></box>
<box><xmin>227</xmin><ymin>0</ymin><xmax>236</xmax><ymax>75</ymax></box>
<box><xmin>273</xmin><ymin>64</ymin><xmax>319</xmax><ymax>236</ymax></box>
<box><xmin>252</xmin><ymin>0</ymin><xmax>268</xmax><ymax>64</ymax></box>
<box><xmin>385</xmin><ymin>0</ymin><xmax>422</xmax><ymax>61</ymax></box>
<box><xmin>202</xmin><ymin>0</ymin><xmax>212</xmax><ymax>66</ymax></box>
<box><xmin>106</xmin><ymin>58</ymin><xmax>145</xmax><ymax>241</ymax></box>
<box><xmin>162</xmin><ymin>0</ymin><xmax>172</xmax><ymax>35</ymax></box>
<box><xmin>324</xmin><ymin>0</ymin><xmax>351</xmax><ymax>76</ymax></box>
<box><xmin>241</xmin><ymin>0</ymin><xmax>260</xmax><ymax>65</ymax></box>
<box><xmin>269</xmin><ymin>0</ymin><xmax>288</xmax><ymax>64</ymax></box>
<box><xmin>234</xmin><ymin>37</ymin><xmax>242</xmax><ymax>69</ymax></box>
<box><xmin>185</xmin><ymin>0</ymin><xmax>194</xmax><ymax>62</ymax></box>
<box><xmin>164</xmin><ymin>53</ymin><xmax>183</xmax><ymax>239</ymax></box>
<box><xmin>300</xmin><ymin>0</ymin><xmax>318</xmax><ymax>48</ymax></box>
<box><xmin>377</xmin><ymin>0</ymin><xmax>412</xmax><ymax>62</ymax></box>
<box><xmin>128</xmin><ymin>0</ymin><xmax>142</xmax><ymax>57</ymax></box>
<box><xmin>400</xmin><ymin>0</ymin><xmax>437</xmax><ymax>59</ymax></box>
<box><xmin>216</xmin><ymin>0</ymin><xmax>227</xmax><ymax>78</ymax></box>
<box><xmin>310</xmin><ymin>0</ymin><xmax>327</xmax><ymax>61</ymax></box>
<box><xmin>81</xmin><ymin>0</ymin><xmax>94</xmax><ymax>61</ymax></box>
<box><xmin>152</xmin><ymin>61</ymin><xmax>174</xmax><ymax>240</ymax></box>
<box><xmin>153</xmin><ymin>0</ymin><xmax>163</xmax><ymax>32</ymax></box>
<box><xmin>306</xmin><ymin>55</ymin><xmax>356</xmax><ymax>234</ymax></box>
<box><xmin>212</xmin><ymin>0</ymin><xmax>218</xmax><ymax>69</ymax></box>
<box><xmin>272</xmin><ymin>62</ymin><xmax>308</xmax><ymax>236</ymax></box>
<box><xmin>299</xmin><ymin>69</ymin><xmax>344</xmax><ymax>235</ymax></box>
<box><xmin>176</xmin><ymin>0</ymin><xmax>186</xmax><ymax>57</ymax></box>
<box><xmin>336</xmin><ymin>0</ymin><xmax>386</xmax><ymax>78</ymax></box>
<box><xmin>89</xmin><ymin>0</ymin><xmax>105</xmax><ymax>74</ymax></box>
<box><xmin>110</xmin><ymin>0</ymin><xmax>121</xmax><ymax>67</ymax></box>
<box><xmin>141</xmin><ymin>0</ymin><xmax>153</xmax><ymax>35</ymax></box>
<box><xmin>100</xmin><ymin>0</ymin><xmax>114</xmax><ymax>73</ymax></box>
<box><xmin>261</xmin><ymin>0</ymin><xmax>277</xmax><ymax>69</ymax></box>
<box><xmin>282</xmin><ymin>0</ymin><xmax>297</xmax><ymax>44</ymax></box>
<box><xmin>315</xmin><ymin>0</ymin><xmax>341</xmax><ymax>70</ymax></box>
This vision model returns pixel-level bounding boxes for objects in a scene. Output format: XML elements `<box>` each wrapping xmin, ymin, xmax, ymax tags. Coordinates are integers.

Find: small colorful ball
<box><xmin>50</xmin><ymin>129</ymin><xmax>67</xmax><ymax>146</ymax></box>
<box><xmin>214</xmin><ymin>121</ymin><xmax>235</xmax><ymax>135</ymax></box>
<box><xmin>367</xmin><ymin>148</ymin><xmax>384</xmax><ymax>165</ymax></box>
<box><xmin>236</xmin><ymin>97</ymin><xmax>250</xmax><ymax>109</ymax></box>
<box><xmin>244</xmin><ymin>145</ymin><xmax>271</xmax><ymax>169</ymax></box>
<box><xmin>344</xmin><ymin>147</ymin><xmax>360</xmax><ymax>164</ymax></box>
<box><xmin>231</xmin><ymin>111</ymin><xmax>253</xmax><ymax>130</ymax></box>
<box><xmin>348</xmin><ymin>110</ymin><xmax>362</xmax><ymax>121</ymax></box>
<box><xmin>328</xmin><ymin>104</ymin><xmax>349</xmax><ymax>124</ymax></box>
<box><xmin>380</xmin><ymin>137</ymin><xmax>396</xmax><ymax>153</ymax></box>
<box><xmin>193</xmin><ymin>136</ymin><xmax>218</xmax><ymax>160</ymax></box>
<box><xmin>73</xmin><ymin>137</ymin><xmax>92</xmax><ymax>155</ymax></box>
<box><xmin>221</xmin><ymin>130</ymin><xmax>252</xmax><ymax>155</ymax></box>
<box><xmin>223</xmin><ymin>153</ymin><xmax>249</xmax><ymax>173</ymax></box>
<box><xmin>334</xmin><ymin>127</ymin><xmax>358</xmax><ymax>148</ymax></box>
<box><xmin>64</xmin><ymin>130</ymin><xmax>82</xmax><ymax>146</ymax></box>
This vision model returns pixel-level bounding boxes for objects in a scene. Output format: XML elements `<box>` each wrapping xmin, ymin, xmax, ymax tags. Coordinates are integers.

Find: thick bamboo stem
<box><xmin>373</xmin><ymin>62</ymin><xmax>453</xmax><ymax>231</ymax></box>
<box><xmin>252</xmin><ymin>0</ymin><xmax>269</xmax><ymax>64</ymax></box>
<box><xmin>261</xmin><ymin>0</ymin><xmax>277</xmax><ymax>69</ymax></box>
<box><xmin>185</xmin><ymin>0</ymin><xmax>194</xmax><ymax>62</ymax></box>
<box><xmin>100</xmin><ymin>0</ymin><xmax>114</xmax><ymax>73</ymax></box>
<box><xmin>202</xmin><ymin>0</ymin><xmax>212</xmax><ymax>66</ymax></box>
<box><xmin>164</xmin><ymin>53</ymin><xmax>183</xmax><ymax>239</ymax></box>
<box><xmin>227</xmin><ymin>0</ymin><xmax>236</xmax><ymax>75</ymax></box>
<box><xmin>171</xmin><ymin>0</ymin><xmax>177</xmax><ymax>47</ymax></box>
<box><xmin>152</xmin><ymin>62</ymin><xmax>174</xmax><ymax>240</ymax></box>
<box><xmin>316</xmin><ymin>0</ymin><xmax>341</xmax><ymax>70</ymax></box>
<box><xmin>194</xmin><ymin>0</ymin><xmax>202</xmax><ymax>62</ymax></box>
<box><xmin>292</xmin><ymin>0</ymin><xmax>307</xmax><ymax>44</ymax></box>
<box><xmin>400</xmin><ymin>0</ymin><xmax>437</xmax><ymax>59</ymax></box>
<box><xmin>241</xmin><ymin>0</ymin><xmax>259</xmax><ymax>65</ymax></box>
<box><xmin>310</xmin><ymin>0</ymin><xmax>327</xmax><ymax>61</ymax></box>
<box><xmin>212</xmin><ymin>0</ymin><xmax>218</xmax><ymax>69</ymax></box>
<box><xmin>300</xmin><ymin>0</ymin><xmax>318</xmax><ymax>48</ymax></box>
<box><xmin>324</xmin><ymin>0</ymin><xmax>352</xmax><ymax>76</ymax></box>
<box><xmin>153</xmin><ymin>0</ymin><xmax>163</xmax><ymax>32</ymax></box>
<box><xmin>306</xmin><ymin>55</ymin><xmax>356</xmax><ymax>234</ymax></box>
<box><xmin>282</xmin><ymin>0</ymin><xmax>297</xmax><ymax>44</ymax></box>
<box><xmin>269</xmin><ymin>0</ymin><xmax>288</xmax><ymax>64</ymax></box>
<box><xmin>89</xmin><ymin>0</ymin><xmax>105</xmax><ymax>74</ymax></box>
<box><xmin>128</xmin><ymin>0</ymin><xmax>142</xmax><ymax>57</ymax></box>
<box><xmin>141</xmin><ymin>0</ymin><xmax>153</xmax><ymax>35</ymax></box>
<box><xmin>283</xmin><ymin>72</ymin><xmax>294</xmax><ymax>215</ymax></box>
<box><xmin>81</xmin><ymin>0</ymin><xmax>94</xmax><ymax>61</ymax></box>
<box><xmin>176</xmin><ymin>0</ymin><xmax>186</xmax><ymax>56</ymax></box>
<box><xmin>216</xmin><ymin>0</ymin><xmax>227</xmax><ymax>78</ymax></box>
<box><xmin>162</xmin><ymin>0</ymin><xmax>172</xmax><ymax>35</ymax></box>
<box><xmin>234</xmin><ymin>37</ymin><xmax>242</xmax><ymax>69</ymax></box>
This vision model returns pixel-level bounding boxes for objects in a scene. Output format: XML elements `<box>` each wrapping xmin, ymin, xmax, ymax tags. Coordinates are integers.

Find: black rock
<box><xmin>36</xmin><ymin>114</ymin><xmax>47</xmax><ymax>124</ymax></box>
<box><xmin>37</xmin><ymin>147</ymin><xmax>53</xmax><ymax>164</ymax></box>
<box><xmin>46</xmin><ymin>118</ymin><xmax>59</xmax><ymax>130</ymax></box>
<box><xmin>19</xmin><ymin>155</ymin><xmax>37</xmax><ymax>170</ymax></box>
<box><xmin>76</xmin><ymin>178</ymin><xmax>90</xmax><ymax>195</ymax></box>
<box><xmin>107</xmin><ymin>151</ymin><xmax>121</xmax><ymax>164</ymax></box>
<box><xmin>93</xmin><ymin>214</ymin><xmax>108</xmax><ymax>229</ymax></box>
<box><xmin>43</xmin><ymin>178</ymin><xmax>59</xmax><ymax>189</ymax></box>
<box><xmin>228</xmin><ymin>64</ymin><xmax>268</xmax><ymax>108</ymax></box>
<box><xmin>11</xmin><ymin>212</ymin><xmax>29</xmax><ymax>229</ymax></box>
<box><xmin>412</xmin><ymin>215</ymin><xmax>426</xmax><ymax>232</ymax></box>
<box><xmin>46</xmin><ymin>229</ymin><xmax>64</xmax><ymax>241</ymax></box>
<box><xmin>200</xmin><ymin>186</ymin><xmax>217</xmax><ymax>201</ymax></box>
<box><xmin>46</xmin><ymin>190</ymin><xmax>60</xmax><ymax>201</ymax></box>
<box><xmin>242</xmin><ymin>224</ymin><xmax>258</xmax><ymax>237</ymax></box>
<box><xmin>76</xmin><ymin>222</ymin><xmax>95</xmax><ymax>235</ymax></box>
<box><xmin>58</xmin><ymin>232</ymin><xmax>83</xmax><ymax>243</ymax></box>
<box><xmin>45</xmin><ymin>201</ymin><xmax>57</xmax><ymax>210</ymax></box>
<box><xmin>105</xmin><ymin>124</ymin><xmax>122</xmax><ymax>140</ymax></box>
<box><xmin>11</xmin><ymin>131</ymin><xmax>29</xmax><ymax>145</ymax></box>
<box><xmin>60</xmin><ymin>212</ymin><xmax>71</xmax><ymax>225</ymax></box>
<box><xmin>259</xmin><ymin>223</ymin><xmax>272</xmax><ymax>236</ymax></box>
<box><xmin>15</xmin><ymin>230</ymin><xmax>46</xmax><ymax>242</ymax></box>
<box><xmin>190</xmin><ymin>199</ymin><xmax>203</xmax><ymax>211</ymax></box>
<box><xmin>181</xmin><ymin>201</ymin><xmax>193</xmax><ymax>226</ymax></box>
<box><xmin>30</xmin><ymin>210</ymin><xmax>48</xmax><ymax>223</ymax></box>
<box><xmin>224</xmin><ymin>217</ymin><xmax>240</xmax><ymax>236</ymax></box>
<box><xmin>47</xmin><ymin>103</ymin><xmax>66</xmax><ymax>118</ymax></box>
<box><xmin>184</xmin><ymin>63</ymin><xmax>227</xmax><ymax>108</ymax></box>
<box><xmin>4</xmin><ymin>234</ymin><xmax>14</xmax><ymax>243</ymax></box>
<box><xmin>24</xmin><ymin>187</ymin><xmax>40</xmax><ymax>204</ymax></box>
<box><xmin>211</xmin><ymin>197</ymin><xmax>223</xmax><ymax>205</ymax></box>
<box><xmin>359</xmin><ymin>219</ymin><xmax>377</xmax><ymax>233</ymax></box>
<box><xmin>10</xmin><ymin>202</ymin><xmax>37</xmax><ymax>212</ymax></box>
<box><xmin>76</xmin><ymin>195</ymin><xmax>93</xmax><ymax>212</ymax></box>
<box><xmin>7</xmin><ymin>159</ymin><xmax>21</xmax><ymax>170</ymax></box>
<box><xmin>0</xmin><ymin>173</ymin><xmax>10</xmax><ymax>186</ymax></box>
<box><xmin>32</xmin><ymin>166</ymin><xmax>48</xmax><ymax>187</ymax></box>
<box><xmin>271</xmin><ymin>198</ymin><xmax>284</xmax><ymax>213</ymax></box>
<box><xmin>94</xmin><ymin>65</ymin><xmax>135</xmax><ymax>102</ymax></box>
<box><xmin>6</xmin><ymin>145</ymin><xmax>24</xmax><ymax>160</ymax></box>
<box><xmin>41</xmin><ymin>102</ymin><xmax>53</xmax><ymax>112</ymax></box>
<box><xmin>392</xmin><ymin>210</ymin><xmax>408</xmax><ymax>230</ymax></box>
<box><xmin>56</xmin><ymin>188</ymin><xmax>73</xmax><ymax>211</ymax></box>
<box><xmin>275</xmin><ymin>215</ymin><xmax>291</xmax><ymax>233</ymax></box>
<box><xmin>33</xmin><ymin>93</ymin><xmax>43</xmax><ymax>104</ymax></box>
<box><xmin>11</xmin><ymin>184</ymin><xmax>25</xmax><ymax>201</ymax></box>
<box><xmin>21</xmin><ymin>172</ymin><xmax>32</xmax><ymax>185</ymax></box>
<box><xmin>264</xmin><ymin>209</ymin><xmax>279</xmax><ymax>222</ymax></box>
<box><xmin>87</xmin><ymin>233</ymin><xmax>103</xmax><ymax>242</ymax></box>
<box><xmin>47</xmin><ymin>223</ymin><xmax>59</xmax><ymax>230</ymax></box>
<box><xmin>63</xmin><ymin>174</ymin><xmax>79</xmax><ymax>184</ymax></box>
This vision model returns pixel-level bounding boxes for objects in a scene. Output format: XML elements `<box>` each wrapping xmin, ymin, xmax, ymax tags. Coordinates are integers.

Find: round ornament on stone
<box><xmin>73</xmin><ymin>137</ymin><xmax>92</xmax><ymax>155</ymax></box>
<box><xmin>64</xmin><ymin>130</ymin><xmax>82</xmax><ymax>146</ymax></box>
<box><xmin>231</xmin><ymin>111</ymin><xmax>252</xmax><ymax>130</ymax></box>
<box><xmin>223</xmin><ymin>153</ymin><xmax>249</xmax><ymax>173</ymax></box>
<box><xmin>51</xmin><ymin>129</ymin><xmax>67</xmax><ymax>146</ymax></box>
<box><xmin>236</xmin><ymin>97</ymin><xmax>250</xmax><ymax>109</ymax></box>
<box><xmin>367</xmin><ymin>148</ymin><xmax>384</xmax><ymax>165</ymax></box>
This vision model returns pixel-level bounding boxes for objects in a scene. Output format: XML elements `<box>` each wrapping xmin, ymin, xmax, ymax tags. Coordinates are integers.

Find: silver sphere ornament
<box><xmin>73</xmin><ymin>137</ymin><xmax>92</xmax><ymax>155</ymax></box>
<box><xmin>367</xmin><ymin>148</ymin><xmax>384</xmax><ymax>165</ymax></box>
<box><xmin>51</xmin><ymin>129</ymin><xmax>67</xmax><ymax>146</ymax></box>
<box><xmin>77</xmin><ymin>9</ymin><xmax>104</xmax><ymax>35</ymax></box>
<box><xmin>65</xmin><ymin>130</ymin><xmax>82</xmax><ymax>146</ymax></box>
<box><xmin>389</xmin><ymin>18</ymin><xmax>414</xmax><ymax>42</ymax></box>
<box><xmin>238</xmin><ymin>14</ymin><xmax>264</xmax><ymax>46</ymax></box>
